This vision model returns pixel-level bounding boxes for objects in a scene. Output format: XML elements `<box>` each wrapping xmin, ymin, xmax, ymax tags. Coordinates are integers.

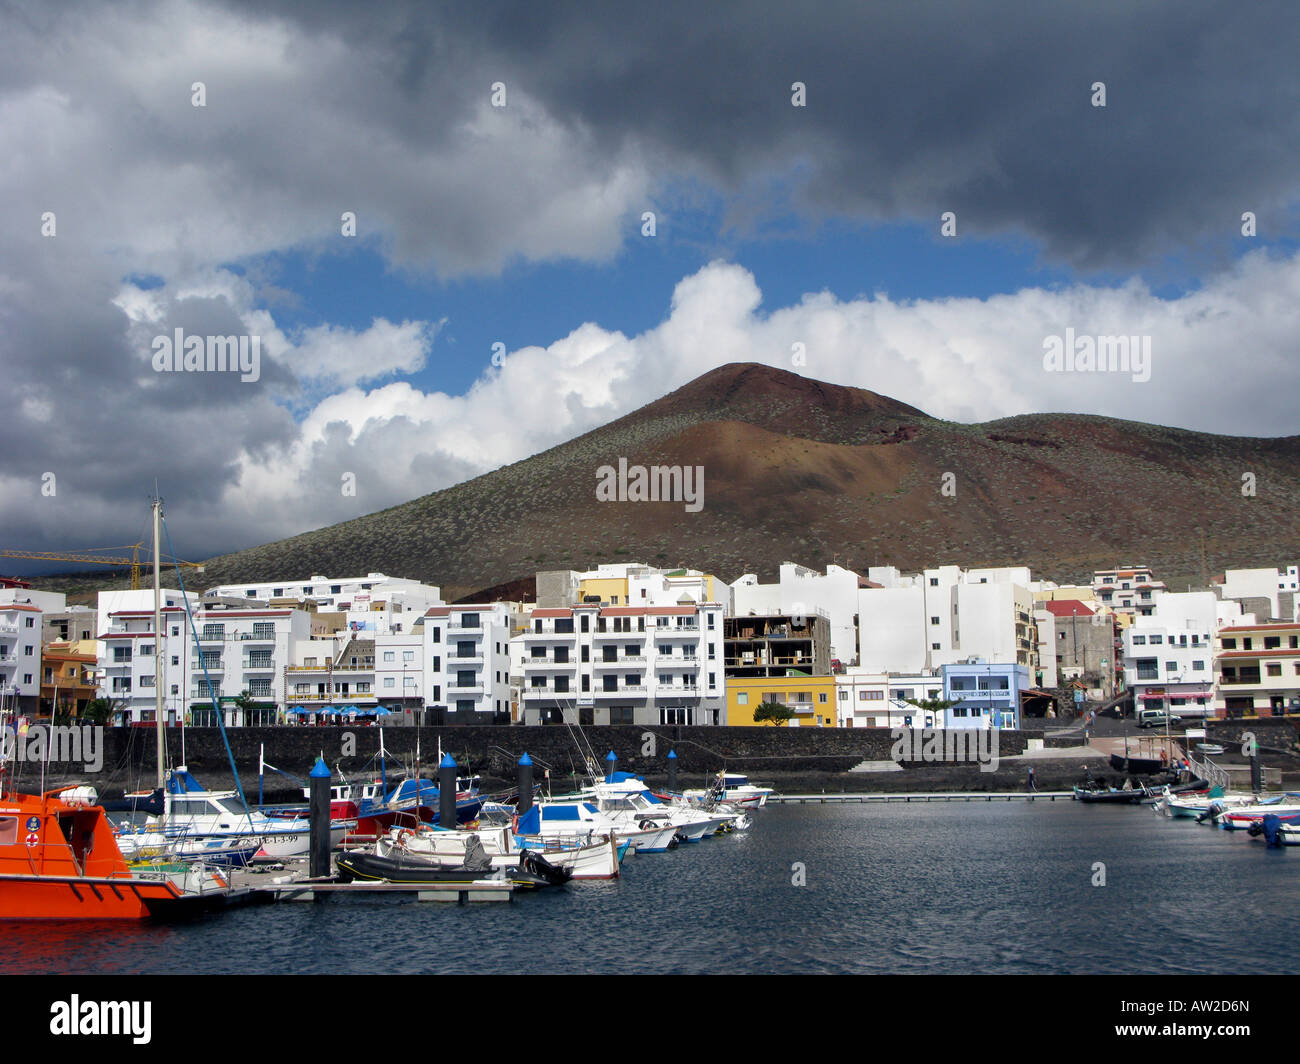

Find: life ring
<box><xmin>395</xmin><ymin>828</ymin><xmax>415</xmax><ymax>848</ymax></box>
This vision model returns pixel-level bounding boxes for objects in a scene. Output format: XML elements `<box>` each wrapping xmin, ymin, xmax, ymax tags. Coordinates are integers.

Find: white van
<box><xmin>1136</xmin><ymin>709</ymin><xmax>1172</xmax><ymax>729</ymax></box>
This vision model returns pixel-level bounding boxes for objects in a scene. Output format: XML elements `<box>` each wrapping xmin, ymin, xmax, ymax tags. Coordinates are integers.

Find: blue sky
<box><xmin>3</xmin><ymin>0</ymin><xmax>1299</xmax><ymax>561</ymax></box>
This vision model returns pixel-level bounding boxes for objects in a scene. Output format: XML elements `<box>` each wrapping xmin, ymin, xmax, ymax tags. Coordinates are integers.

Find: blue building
<box><xmin>940</xmin><ymin>660</ymin><xmax>1027</xmax><ymax>729</ymax></box>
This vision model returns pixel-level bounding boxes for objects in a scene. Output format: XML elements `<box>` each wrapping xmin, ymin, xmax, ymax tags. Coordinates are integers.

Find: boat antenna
<box><xmin>162</xmin><ymin>510</ymin><xmax>250</xmax><ymax>816</ymax></box>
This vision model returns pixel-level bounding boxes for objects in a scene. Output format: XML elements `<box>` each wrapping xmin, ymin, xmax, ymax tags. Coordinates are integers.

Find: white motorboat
<box><xmin>515</xmin><ymin>798</ymin><xmax>680</xmax><ymax>853</ymax></box>
<box><xmin>584</xmin><ymin>777</ymin><xmax>733</xmax><ymax>843</ymax></box>
<box><xmin>118</xmin><ymin>767</ymin><xmax>351</xmax><ymax>860</ymax></box>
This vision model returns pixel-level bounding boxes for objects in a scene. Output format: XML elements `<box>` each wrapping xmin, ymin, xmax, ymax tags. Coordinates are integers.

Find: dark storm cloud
<box><xmin>221</xmin><ymin>0</ymin><xmax>1300</xmax><ymax>269</ymax></box>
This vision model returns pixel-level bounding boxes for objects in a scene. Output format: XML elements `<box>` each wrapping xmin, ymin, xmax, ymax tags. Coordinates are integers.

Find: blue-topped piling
<box><xmin>439</xmin><ymin>752</ymin><xmax>458</xmax><ymax>827</ymax></box>
<box><xmin>309</xmin><ymin>755</ymin><xmax>331</xmax><ymax>878</ymax></box>
<box><xmin>517</xmin><ymin>752</ymin><xmax>534</xmax><ymax>814</ymax></box>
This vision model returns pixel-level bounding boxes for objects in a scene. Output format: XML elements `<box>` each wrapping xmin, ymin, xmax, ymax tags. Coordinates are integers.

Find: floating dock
<box><xmin>768</xmin><ymin>791</ymin><xmax>1073</xmax><ymax>804</ymax></box>
<box><xmin>230</xmin><ymin>868</ymin><xmax>517</xmax><ymax>903</ymax></box>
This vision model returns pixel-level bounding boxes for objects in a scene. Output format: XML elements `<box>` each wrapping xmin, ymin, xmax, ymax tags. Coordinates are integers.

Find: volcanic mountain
<box><xmin>195</xmin><ymin>363</ymin><xmax>1300</xmax><ymax>599</ymax></box>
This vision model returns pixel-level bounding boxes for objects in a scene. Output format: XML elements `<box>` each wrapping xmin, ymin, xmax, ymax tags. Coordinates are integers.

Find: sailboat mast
<box><xmin>153</xmin><ymin>497</ymin><xmax>165</xmax><ymax>790</ymax></box>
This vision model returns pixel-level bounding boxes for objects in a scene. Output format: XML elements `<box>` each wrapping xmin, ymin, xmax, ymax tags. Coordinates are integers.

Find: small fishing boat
<box><xmin>335</xmin><ymin>849</ymin><xmax>569</xmax><ymax>888</ymax></box>
<box><xmin>1215</xmin><ymin>797</ymin><xmax>1300</xmax><ymax>831</ymax></box>
<box><xmin>1072</xmin><ymin>782</ymin><xmax>1155</xmax><ymax>804</ymax></box>
<box><xmin>682</xmin><ymin>772</ymin><xmax>774</xmax><ymax>809</ymax></box>
<box><xmin>380</xmin><ymin>819</ymin><xmax>626</xmax><ymax>880</ymax></box>
<box><xmin>0</xmin><ymin>784</ymin><xmax>235</xmax><ymax>920</ymax></box>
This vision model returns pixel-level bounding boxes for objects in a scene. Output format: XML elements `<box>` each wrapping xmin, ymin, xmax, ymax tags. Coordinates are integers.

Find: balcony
<box><xmin>653</xmin><ymin>626</ymin><xmax>700</xmax><ymax>638</ymax></box>
<box><xmin>528</xmin><ymin>629</ymin><xmax>577</xmax><ymax>641</ymax></box>
<box><xmin>238</xmin><ymin>632</ymin><xmax>277</xmax><ymax>642</ymax></box>
<box><xmin>595</xmin><ymin>685</ymin><xmax>647</xmax><ymax>697</ymax></box>
<box><xmin>446</xmin><ymin>620</ymin><xmax>484</xmax><ymax>632</ymax></box>
<box><xmin>451</xmin><ymin>681</ymin><xmax>484</xmax><ymax>693</ymax></box>
<box><xmin>594</xmin><ymin>628</ymin><xmax>646</xmax><ymax>640</ymax></box>
<box><xmin>449</xmin><ymin>651</ymin><xmax>484</xmax><ymax>664</ymax></box>
<box><xmin>594</xmin><ymin>656</ymin><xmax>646</xmax><ymax>668</ymax></box>
<box><xmin>526</xmin><ymin>657</ymin><xmax>577</xmax><ymax>670</ymax></box>
<box><xmin>524</xmin><ymin>688</ymin><xmax>578</xmax><ymax>701</ymax></box>
<box><xmin>191</xmin><ymin>660</ymin><xmax>224</xmax><ymax>672</ymax></box>
<box><xmin>243</xmin><ymin>659</ymin><xmax>276</xmax><ymax>671</ymax></box>
<box><xmin>286</xmin><ymin>663</ymin><xmax>373</xmax><ymax>673</ymax></box>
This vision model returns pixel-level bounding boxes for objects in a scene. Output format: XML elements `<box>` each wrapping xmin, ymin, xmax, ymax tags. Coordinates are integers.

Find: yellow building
<box><xmin>726</xmin><ymin>674</ymin><xmax>837</xmax><ymax>727</ymax></box>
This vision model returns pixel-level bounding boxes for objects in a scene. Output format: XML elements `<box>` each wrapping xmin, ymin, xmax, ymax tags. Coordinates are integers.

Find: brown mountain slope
<box><xmin>194</xmin><ymin>363</ymin><xmax>1300</xmax><ymax>598</ymax></box>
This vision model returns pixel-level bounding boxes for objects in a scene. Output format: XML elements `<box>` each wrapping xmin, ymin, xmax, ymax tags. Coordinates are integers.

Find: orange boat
<box><xmin>0</xmin><ymin>783</ymin><xmax>233</xmax><ymax>920</ymax></box>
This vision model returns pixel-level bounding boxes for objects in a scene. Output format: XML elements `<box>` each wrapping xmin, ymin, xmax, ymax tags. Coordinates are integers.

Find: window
<box><xmin>708</xmin><ymin>672</ymin><xmax>716</xmax><ymax>688</ymax></box>
<box><xmin>403</xmin><ymin>650</ymin><xmax>414</xmax><ymax>663</ymax></box>
<box><xmin>929</xmin><ymin>578</ymin><xmax>939</xmax><ymax>586</ymax></box>
<box><xmin>1132</xmin><ymin>635</ymin><xmax>1146</xmax><ymax>645</ymax></box>
<box><xmin>171</xmin><ymin>655</ymin><xmax>179</xmax><ymax>666</ymax></box>
<box><xmin>140</xmin><ymin>675</ymin><xmax>155</xmax><ymax>688</ymax></box>
<box><xmin>1222</xmin><ymin>637</ymin><xmax>1236</xmax><ymax>649</ymax></box>
<box><xmin>1267</xmin><ymin>664</ymin><xmax>1282</xmax><ymax>677</ymax></box>
<box><xmin>931</xmin><ymin>617</ymin><xmax>940</xmax><ymax>625</ymax></box>
<box><xmin>580</xmin><ymin>614</ymin><xmax>590</xmax><ymax>632</ymax></box>
<box><xmin>737</xmin><ymin>692</ymin><xmax>749</xmax><ymax>705</ymax></box>
<box><xmin>1192</xmin><ymin>660</ymin><xmax>1205</xmax><ymax>672</ymax></box>
<box><xmin>383</xmin><ymin>677</ymin><xmax>395</xmax><ymax>688</ymax></box>
<box><xmin>1265</xmin><ymin>636</ymin><xmax>1282</xmax><ymax>650</ymax></box>
<box><xmin>1149</xmin><ymin>635</ymin><xmax>1163</xmax><ymax>645</ymax></box>
<box><xmin>818</xmin><ymin>692</ymin><xmax>827</xmax><ymax>703</ymax></box>
<box><xmin>1135</xmin><ymin>658</ymin><xmax>1159</xmax><ymax>680</ymax></box>
<box><xmin>931</xmin><ymin>643</ymin><xmax>940</xmax><ymax>650</ymax></box>
<box><xmin>113</xmin><ymin>647</ymin><xmax>132</xmax><ymax>662</ymax></box>
<box><xmin>1165</xmin><ymin>661</ymin><xmax>1177</xmax><ymax>673</ymax></box>
<box><xmin>383</xmin><ymin>651</ymin><xmax>395</xmax><ymax>662</ymax></box>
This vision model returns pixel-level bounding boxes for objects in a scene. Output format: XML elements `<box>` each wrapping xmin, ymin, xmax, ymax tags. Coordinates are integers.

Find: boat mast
<box><xmin>153</xmin><ymin>495</ymin><xmax>165</xmax><ymax>790</ymax></box>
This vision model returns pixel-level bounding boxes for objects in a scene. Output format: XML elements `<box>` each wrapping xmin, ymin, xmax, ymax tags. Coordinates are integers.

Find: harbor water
<box><xmin>3</xmin><ymin>802</ymin><xmax>1296</xmax><ymax>975</ymax></box>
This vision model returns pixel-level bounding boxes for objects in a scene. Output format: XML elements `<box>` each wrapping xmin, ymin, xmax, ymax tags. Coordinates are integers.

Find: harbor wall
<box><xmin>36</xmin><ymin>724</ymin><xmax>1048</xmax><ymax>796</ymax></box>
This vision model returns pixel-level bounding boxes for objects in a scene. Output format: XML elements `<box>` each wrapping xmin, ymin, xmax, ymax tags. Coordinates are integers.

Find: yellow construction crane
<box><xmin>0</xmin><ymin>544</ymin><xmax>205</xmax><ymax>590</ymax></box>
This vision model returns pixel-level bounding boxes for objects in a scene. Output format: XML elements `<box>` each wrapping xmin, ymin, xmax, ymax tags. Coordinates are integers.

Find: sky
<box><xmin>2</xmin><ymin>0</ymin><xmax>1298</xmax><ymax>566</ymax></box>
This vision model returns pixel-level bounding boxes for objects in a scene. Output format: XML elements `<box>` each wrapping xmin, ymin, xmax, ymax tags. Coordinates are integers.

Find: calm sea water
<box><xmin>4</xmin><ymin>802</ymin><xmax>1296</xmax><ymax>975</ymax></box>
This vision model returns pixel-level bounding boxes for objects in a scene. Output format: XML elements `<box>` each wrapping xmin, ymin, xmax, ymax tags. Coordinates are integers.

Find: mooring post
<box><xmin>439</xmin><ymin>752</ymin><xmax>458</xmax><ymax>826</ymax></box>
<box><xmin>309</xmin><ymin>755</ymin><xmax>331</xmax><ymax>879</ymax></box>
<box><xmin>517</xmin><ymin>752</ymin><xmax>534</xmax><ymax>814</ymax></box>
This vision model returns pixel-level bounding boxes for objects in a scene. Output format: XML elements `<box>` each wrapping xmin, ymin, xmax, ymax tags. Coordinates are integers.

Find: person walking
<box><xmin>1027</xmin><ymin>766</ymin><xmax>1038</xmax><ymax>795</ymax></box>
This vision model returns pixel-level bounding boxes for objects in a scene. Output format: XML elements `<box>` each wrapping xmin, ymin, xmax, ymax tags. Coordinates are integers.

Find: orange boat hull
<box><xmin>0</xmin><ymin>875</ymin><xmax>180</xmax><ymax>920</ymax></box>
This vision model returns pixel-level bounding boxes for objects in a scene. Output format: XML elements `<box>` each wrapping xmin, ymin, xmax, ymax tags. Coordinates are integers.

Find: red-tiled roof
<box><xmin>1043</xmin><ymin>600</ymin><xmax>1095</xmax><ymax>618</ymax></box>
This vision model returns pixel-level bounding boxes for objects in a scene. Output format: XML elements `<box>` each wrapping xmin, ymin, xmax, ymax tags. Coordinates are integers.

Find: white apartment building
<box><xmin>285</xmin><ymin>628</ymin><xmax>377</xmax><ymax>718</ymax></box>
<box><xmin>1092</xmin><ymin>566</ymin><xmax>1166</xmax><ymax>618</ymax></box>
<box><xmin>100</xmin><ymin>605</ymin><xmax>314</xmax><ymax>725</ymax></box>
<box><xmin>732</xmin><ymin>563</ymin><xmax>861</xmax><ymax>663</ymax></box>
<box><xmin>203</xmin><ymin>572</ymin><xmax>442</xmax><ymax>627</ymax></box>
<box><xmin>0</xmin><ymin>600</ymin><xmax>44</xmax><ymax>714</ymax></box>
<box><xmin>1217</xmin><ymin>565</ymin><xmax>1300</xmax><ymax>622</ymax></box>
<box><xmin>833</xmin><ymin>669</ymin><xmax>944</xmax><ymax>728</ymax></box>
<box><xmin>517</xmin><ymin>603</ymin><xmax>726</xmax><ymax>726</ymax></box>
<box><xmin>1121</xmin><ymin>592</ymin><xmax>1244</xmax><ymax>718</ymax></box>
<box><xmin>423</xmin><ymin>604</ymin><xmax>513</xmax><ymax>723</ymax></box>
<box><xmin>856</xmin><ymin>566</ymin><xmax>1038</xmax><ymax>674</ymax></box>
<box><xmin>538</xmin><ymin>563</ymin><xmax>732</xmax><ymax>613</ymax></box>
